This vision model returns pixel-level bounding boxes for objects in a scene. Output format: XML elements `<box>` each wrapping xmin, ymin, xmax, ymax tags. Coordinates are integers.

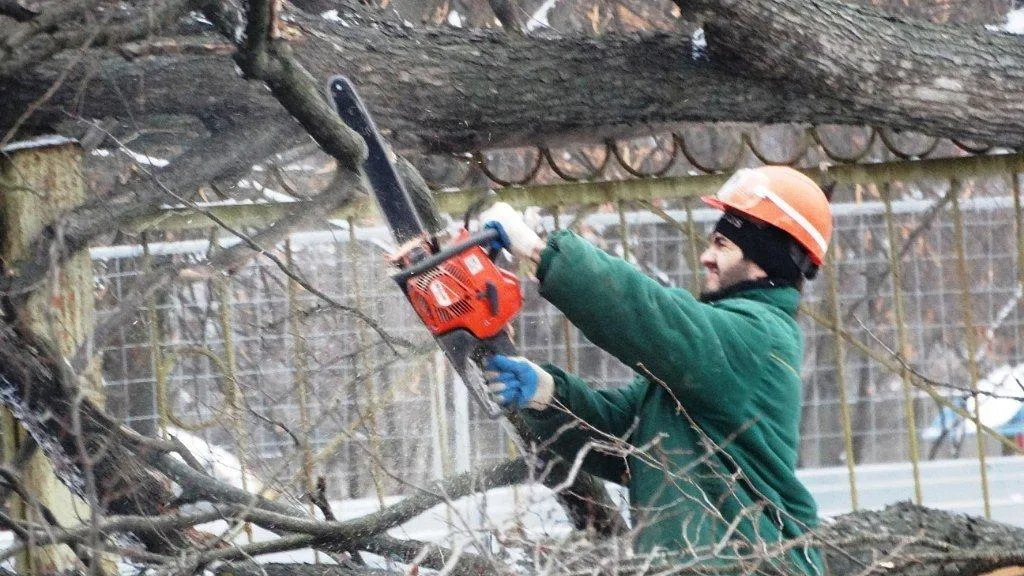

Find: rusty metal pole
<box><xmin>824</xmin><ymin>252</ymin><xmax>859</xmax><ymax>510</ymax></box>
<box><xmin>684</xmin><ymin>197</ymin><xmax>703</xmax><ymax>295</ymax></box>
<box><xmin>950</xmin><ymin>180</ymin><xmax>993</xmax><ymax>518</ymax></box>
<box><xmin>553</xmin><ymin>205</ymin><xmax>576</xmax><ymax>373</ymax></box>
<box><xmin>881</xmin><ymin>183</ymin><xmax>923</xmax><ymax>504</ymax></box>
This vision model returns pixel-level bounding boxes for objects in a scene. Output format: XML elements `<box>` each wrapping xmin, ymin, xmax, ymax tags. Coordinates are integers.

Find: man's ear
<box><xmin>745</xmin><ymin>259</ymin><xmax>769</xmax><ymax>281</ymax></box>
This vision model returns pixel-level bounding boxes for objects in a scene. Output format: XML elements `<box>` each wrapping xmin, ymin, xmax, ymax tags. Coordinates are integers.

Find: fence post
<box><xmin>683</xmin><ymin>197</ymin><xmax>703</xmax><ymax>295</ymax></box>
<box><xmin>0</xmin><ymin>139</ymin><xmax>109</xmax><ymax>573</ymax></box>
<box><xmin>824</xmin><ymin>251</ymin><xmax>859</xmax><ymax>510</ymax></box>
<box><xmin>881</xmin><ymin>183</ymin><xmax>923</xmax><ymax>504</ymax></box>
<box><xmin>950</xmin><ymin>180</ymin><xmax>992</xmax><ymax>518</ymax></box>
<box><xmin>553</xmin><ymin>205</ymin><xmax>576</xmax><ymax>372</ymax></box>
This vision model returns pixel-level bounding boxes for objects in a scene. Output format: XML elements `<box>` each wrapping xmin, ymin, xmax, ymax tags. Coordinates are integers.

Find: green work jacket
<box><xmin>521</xmin><ymin>230</ymin><xmax>823</xmax><ymax>575</ymax></box>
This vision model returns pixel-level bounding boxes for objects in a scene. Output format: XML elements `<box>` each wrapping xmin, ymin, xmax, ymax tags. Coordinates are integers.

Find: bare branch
<box><xmin>1</xmin><ymin>120</ymin><xmax>306</xmax><ymax>302</ymax></box>
<box><xmin>0</xmin><ymin>0</ymin><xmax>37</xmax><ymax>22</ymax></box>
<box><xmin>0</xmin><ymin>0</ymin><xmax>196</xmax><ymax>79</ymax></box>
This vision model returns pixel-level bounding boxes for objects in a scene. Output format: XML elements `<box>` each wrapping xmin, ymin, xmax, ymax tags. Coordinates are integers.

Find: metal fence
<box><xmin>92</xmin><ymin>164</ymin><xmax>1024</xmax><ymax>516</ymax></box>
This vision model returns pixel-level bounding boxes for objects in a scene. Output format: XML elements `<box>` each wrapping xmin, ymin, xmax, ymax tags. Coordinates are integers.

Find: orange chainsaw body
<box><xmin>399</xmin><ymin>230</ymin><xmax>522</xmax><ymax>339</ymax></box>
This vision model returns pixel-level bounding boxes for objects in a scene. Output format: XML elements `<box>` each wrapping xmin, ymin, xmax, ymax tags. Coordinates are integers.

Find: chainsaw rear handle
<box><xmin>392</xmin><ymin>227</ymin><xmax>502</xmax><ymax>285</ymax></box>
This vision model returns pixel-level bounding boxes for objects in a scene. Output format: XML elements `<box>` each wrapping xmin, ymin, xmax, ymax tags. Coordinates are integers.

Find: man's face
<box><xmin>699</xmin><ymin>231</ymin><xmax>764</xmax><ymax>293</ymax></box>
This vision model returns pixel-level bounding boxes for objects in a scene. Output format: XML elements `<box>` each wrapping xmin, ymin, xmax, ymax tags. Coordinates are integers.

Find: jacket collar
<box><xmin>700</xmin><ymin>279</ymin><xmax>801</xmax><ymax>317</ymax></box>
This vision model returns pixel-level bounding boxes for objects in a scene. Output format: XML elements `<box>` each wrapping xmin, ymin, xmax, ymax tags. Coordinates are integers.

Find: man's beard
<box><xmin>699</xmin><ymin>286</ymin><xmax>735</xmax><ymax>303</ymax></box>
<box><xmin>699</xmin><ymin>264</ymin><xmax>751</xmax><ymax>302</ymax></box>
<box><xmin>700</xmin><ymin>278</ymin><xmax>795</xmax><ymax>302</ymax></box>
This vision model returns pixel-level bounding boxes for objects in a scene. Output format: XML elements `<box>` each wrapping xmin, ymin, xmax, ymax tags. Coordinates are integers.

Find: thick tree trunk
<box><xmin>0</xmin><ymin>323</ymin><xmax>179</xmax><ymax>551</ymax></box>
<box><xmin>216</xmin><ymin>503</ymin><xmax>1024</xmax><ymax>576</ymax></box>
<box><xmin>0</xmin><ymin>22</ymin><xmax>834</xmax><ymax>153</ymax></box>
<box><xmin>681</xmin><ymin>0</ymin><xmax>1024</xmax><ymax>149</ymax></box>
<box><xmin>2</xmin><ymin>2</ymin><xmax>1022</xmax><ymax>153</ymax></box>
<box><xmin>819</xmin><ymin>502</ymin><xmax>1024</xmax><ymax>576</ymax></box>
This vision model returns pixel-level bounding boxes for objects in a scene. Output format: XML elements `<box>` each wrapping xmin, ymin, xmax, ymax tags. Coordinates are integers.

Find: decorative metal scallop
<box><xmin>414</xmin><ymin>153</ymin><xmax>475</xmax><ymax>190</ymax></box>
<box><xmin>419</xmin><ymin>124</ymin><xmax>1001</xmax><ymax>190</ymax></box>
<box><xmin>877</xmin><ymin>128</ymin><xmax>941</xmax><ymax>161</ymax></box>
<box><xmin>541</xmin><ymin>144</ymin><xmax>611</xmax><ymax>182</ymax></box>
<box><xmin>746</xmin><ymin>125</ymin><xmax>811</xmax><ymax>167</ymax></box>
<box><xmin>608</xmin><ymin>134</ymin><xmax>678</xmax><ymax>178</ymax></box>
<box><xmin>473</xmin><ymin>148</ymin><xmax>544</xmax><ymax>187</ymax></box>
<box><xmin>951</xmin><ymin>138</ymin><xmax>994</xmax><ymax>155</ymax></box>
<box><xmin>675</xmin><ymin>125</ymin><xmax>747</xmax><ymax>174</ymax></box>
<box><xmin>811</xmin><ymin>125</ymin><xmax>878</xmax><ymax>163</ymax></box>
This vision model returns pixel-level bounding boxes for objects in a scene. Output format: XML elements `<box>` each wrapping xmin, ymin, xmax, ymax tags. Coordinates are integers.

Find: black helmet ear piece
<box><xmin>789</xmin><ymin>242</ymin><xmax>818</xmax><ymax>280</ymax></box>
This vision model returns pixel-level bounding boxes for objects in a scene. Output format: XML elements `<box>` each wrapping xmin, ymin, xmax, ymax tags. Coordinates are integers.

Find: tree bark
<box><xmin>0</xmin><ymin>324</ymin><xmax>181</xmax><ymax>552</ymax></box>
<box><xmin>216</xmin><ymin>565</ymin><xmax>397</xmax><ymax>576</ymax></box>
<box><xmin>2</xmin><ymin>1</ymin><xmax>1022</xmax><ymax>153</ymax></box>
<box><xmin>679</xmin><ymin>0</ymin><xmax>1024</xmax><ymax>149</ymax></box>
<box><xmin>214</xmin><ymin>503</ymin><xmax>1024</xmax><ymax>576</ymax></box>
<box><xmin>819</xmin><ymin>502</ymin><xmax>1024</xmax><ymax>576</ymax></box>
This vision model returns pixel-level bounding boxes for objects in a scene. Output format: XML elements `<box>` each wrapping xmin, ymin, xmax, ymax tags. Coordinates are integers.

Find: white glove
<box><xmin>478</xmin><ymin>202</ymin><xmax>546</xmax><ymax>260</ymax></box>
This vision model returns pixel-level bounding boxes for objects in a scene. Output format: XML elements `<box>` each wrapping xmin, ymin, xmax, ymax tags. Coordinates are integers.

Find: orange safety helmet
<box><xmin>702</xmin><ymin>166</ymin><xmax>833</xmax><ymax>266</ymax></box>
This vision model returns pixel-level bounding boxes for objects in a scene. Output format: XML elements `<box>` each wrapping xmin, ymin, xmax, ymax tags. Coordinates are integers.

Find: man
<box><xmin>479</xmin><ymin>166</ymin><xmax>832</xmax><ymax>575</ymax></box>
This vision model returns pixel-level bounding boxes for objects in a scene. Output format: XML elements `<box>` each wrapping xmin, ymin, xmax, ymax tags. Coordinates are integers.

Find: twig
<box><xmin>309</xmin><ymin>476</ymin><xmax>336</xmax><ymax>521</ymax></box>
<box><xmin>852</xmin><ymin>316</ymin><xmax>1024</xmax><ymax>401</ymax></box>
<box><xmin>246</xmin><ymin>405</ymin><xmax>302</xmax><ymax>448</ymax></box>
<box><xmin>96</xmin><ymin>130</ymin><xmax>410</xmax><ymax>356</ymax></box>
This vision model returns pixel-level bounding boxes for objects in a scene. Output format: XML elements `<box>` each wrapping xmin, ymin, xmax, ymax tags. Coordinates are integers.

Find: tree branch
<box><xmin>676</xmin><ymin>0</ymin><xmax>1024</xmax><ymax>147</ymax></box>
<box><xmin>1</xmin><ymin>120</ymin><xmax>306</xmax><ymax>303</ymax></box>
<box><xmin>6</xmin><ymin>5</ymin><xmax>1022</xmax><ymax>152</ymax></box>
<box><xmin>0</xmin><ymin>0</ymin><xmax>196</xmax><ymax>78</ymax></box>
<box><xmin>0</xmin><ymin>0</ymin><xmax>36</xmax><ymax>22</ymax></box>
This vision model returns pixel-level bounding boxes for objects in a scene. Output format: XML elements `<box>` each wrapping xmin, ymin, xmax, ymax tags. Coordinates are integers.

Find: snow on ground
<box><xmin>166</xmin><ymin>427</ymin><xmax>264</xmax><ymax>493</ymax></box>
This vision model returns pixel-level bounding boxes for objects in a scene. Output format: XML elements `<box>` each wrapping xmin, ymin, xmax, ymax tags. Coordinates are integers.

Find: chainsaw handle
<box><xmin>393</xmin><ymin>228</ymin><xmax>501</xmax><ymax>284</ymax></box>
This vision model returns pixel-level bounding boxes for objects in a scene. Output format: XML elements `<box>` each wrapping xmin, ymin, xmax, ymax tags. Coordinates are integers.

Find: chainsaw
<box><xmin>328</xmin><ymin>76</ymin><xmax>522</xmax><ymax>418</ymax></box>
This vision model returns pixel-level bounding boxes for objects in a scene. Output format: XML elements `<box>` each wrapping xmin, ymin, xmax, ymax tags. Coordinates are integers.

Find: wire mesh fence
<box><xmin>92</xmin><ymin>170</ymin><xmax>1024</xmax><ymax>513</ymax></box>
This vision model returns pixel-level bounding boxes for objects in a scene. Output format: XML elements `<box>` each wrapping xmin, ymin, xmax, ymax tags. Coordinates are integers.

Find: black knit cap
<box><xmin>713</xmin><ymin>212</ymin><xmax>804</xmax><ymax>284</ymax></box>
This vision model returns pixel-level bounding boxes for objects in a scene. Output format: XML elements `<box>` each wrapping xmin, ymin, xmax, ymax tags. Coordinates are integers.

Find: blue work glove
<box><xmin>483</xmin><ymin>221</ymin><xmax>512</xmax><ymax>253</ymax></box>
<box><xmin>484</xmin><ymin>354</ymin><xmax>555</xmax><ymax>410</ymax></box>
<box><xmin>478</xmin><ymin>202</ymin><xmax>546</xmax><ymax>259</ymax></box>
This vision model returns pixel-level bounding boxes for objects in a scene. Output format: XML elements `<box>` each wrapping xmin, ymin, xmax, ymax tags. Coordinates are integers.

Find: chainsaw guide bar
<box><xmin>329</xmin><ymin>76</ymin><xmax>524</xmax><ymax>418</ymax></box>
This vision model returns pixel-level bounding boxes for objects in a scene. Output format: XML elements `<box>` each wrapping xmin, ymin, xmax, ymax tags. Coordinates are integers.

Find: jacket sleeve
<box><xmin>535</xmin><ymin>230</ymin><xmax>767</xmax><ymax>419</ymax></box>
<box><xmin>519</xmin><ymin>365</ymin><xmax>647</xmax><ymax>483</ymax></box>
